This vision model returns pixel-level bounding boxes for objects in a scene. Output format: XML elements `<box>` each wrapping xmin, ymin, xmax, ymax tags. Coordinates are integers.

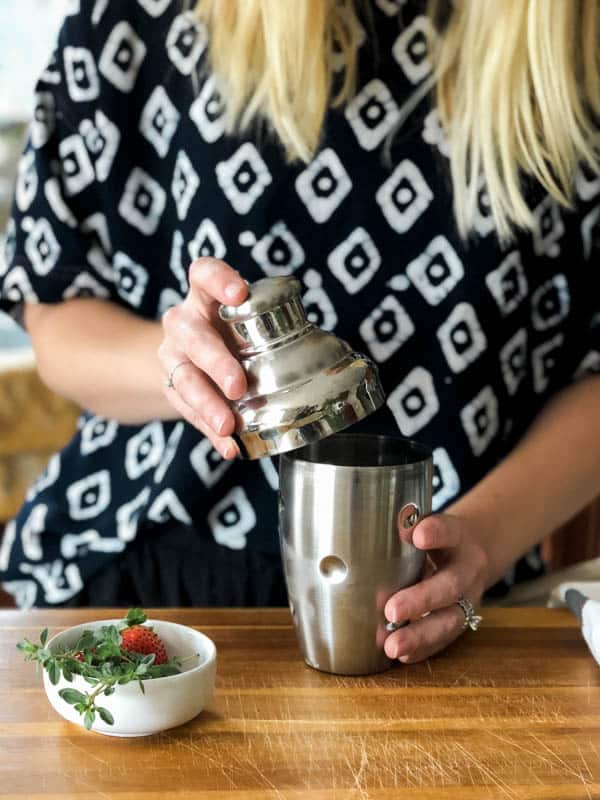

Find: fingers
<box><xmin>384</xmin><ymin>604</ymin><xmax>465</xmax><ymax>663</ymax></box>
<box><xmin>161</xmin><ymin>369</ymin><xmax>239</xmax><ymax>460</ymax></box>
<box><xmin>401</xmin><ymin>513</ymin><xmax>462</xmax><ymax>550</ymax></box>
<box><xmin>188</xmin><ymin>257</ymin><xmax>248</xmax><ymax>317</ymax></box>
<box><xmin>161</xmin><ymin>306</ymin><xmax>247</xmax><ymax>400</ymax></box>
<box><xmin>384</xmin><ymin>563</ymin><xmax>463</xmax><ymax>624</ymax></box>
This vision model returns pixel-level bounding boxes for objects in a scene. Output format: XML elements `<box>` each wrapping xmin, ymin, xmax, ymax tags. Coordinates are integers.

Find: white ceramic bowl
<box><xmin>42</xmin><ymin>619</ymin><xmax>216</xmax><ymax>737</ymax></box>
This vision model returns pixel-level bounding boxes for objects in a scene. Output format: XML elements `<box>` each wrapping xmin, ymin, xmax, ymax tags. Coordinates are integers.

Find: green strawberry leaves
<box><xmin>16</xmin><ymin>607</ymin><xmax>190</xmax><ymax>732</ymax></box>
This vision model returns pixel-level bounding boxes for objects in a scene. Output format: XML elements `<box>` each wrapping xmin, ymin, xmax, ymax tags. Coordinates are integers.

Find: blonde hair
<box><xmin>195</xmin><ymin>0</ymin><xmax>600</xmax><ymax>241</ymax></box>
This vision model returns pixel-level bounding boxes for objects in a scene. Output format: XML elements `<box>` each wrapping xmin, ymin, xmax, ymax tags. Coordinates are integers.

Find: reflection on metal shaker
<box><xmin>279</xmin><ymin>433</ymin><xmax>433</xmax><ymax>675</ymax></box>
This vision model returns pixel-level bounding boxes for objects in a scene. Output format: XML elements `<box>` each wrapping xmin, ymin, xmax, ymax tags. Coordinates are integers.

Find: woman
<box><xmin>1</xmin><ymin>0</ymin><xmax>599</xmax><ymax>665</ymax></box>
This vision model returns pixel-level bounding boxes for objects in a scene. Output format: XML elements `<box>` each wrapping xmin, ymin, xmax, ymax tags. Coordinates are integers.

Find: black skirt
<box><xmin>65</xmin><ymin>523</ymin><xmax>288</xmax><ymax>607</ymax></box>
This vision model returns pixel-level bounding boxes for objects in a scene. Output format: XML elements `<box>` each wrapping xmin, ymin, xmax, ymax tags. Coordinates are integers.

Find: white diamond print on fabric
<box><xmin>82</xmin><ymin>212</ymin><xmax>112</xmax><ymax>256</ymax></box>
<box><xmin>45</xmin><ymin>179</ymin><xmax>77</xmax><ymax>228</ymax></box>
<box><xmin>118</xmin><ymin>167</ymin><xmax>167</xmax><ymax>236</ymax></box>
<box><xmin>169</xmin><ymin>230</ymin><xmax>189</xmax><ymax>292</ymax></box>
<box><xmin>66</xmin><ymin>470</ymin><xmax>111</xmax><ymax>521</ymax></box>
<box><xmin>63</xmin><ymin>272</ymin><xmax>110</xmax><ymax>300</ymax></box>
<box><xmin>327</xmin><ymin>227</ymin><xmax>381</xmax><ymax>294</ymax></box>
<box><xmin>99</xmin><ymin>21</ymin><xmax>147</xmax><ymax>93</ymax></box>
<box><xmin>64</xmin><ymin>47</ymin><xmax>100</xmax><ymax>102</ymax></box>
<box><xmin>87</xmin><ymin>245</ymin><xmax>113</xmax><ymax>282</ymax></box>
<box><xmin>114</xmin><ymin>251</ymin><xmax>149</xmax><ymax>307</ymax></box>
<box><xmin>582</xmin><ymin>205</ymin><xmax>600</xmax><ymax>260</ymax></box>
<box><xmin>500</xmin><ymin>328</ymin><xmax>528</xmax><ymax>396</ymax></box>
<box><xmin>3</xmin><ymin>580</ymin><xmax>37</xmax><ymax>610</ymax></box>
<box><xmin>344</xmin><ymin>79</ymin><xmax>400</xmax><ymax>151</ymax></box>
<box><xmin>79</xmin><ymin>111</ymin><xmax>121</xmax><ymax>183</ymax></box>
<box><xmin>532</xmin><ymin>197</ymin><xmax>565</xmax><ymax>258</ymax></box>
<box><xmin>436</xmin><ymin>302</ymin><xmax>487</xmax><ymax>374</ymax></box>
<box><xmin>59</xmin><ymin>134</ymin><xmax>95</xmax><ymax>196</ymax></box>
<box><xmin>485</xmin><ymin>251</ymin><xmax>528</xmax><ymax>316</ymax></box>
<box><xmin>137</xmin><ymin>0</ymin><xmax>172</xmax><ymax>17</ymax></box>
<box><xmin>574</xmin><ymin>351</ymin><xmax>600</xmax><ymax>380</ymax></box>
<box><xmin>473</xmin><ymin>179</ymin><xmax>495</xmax><ymax>237</ymax></box>
<box><xmin>216</xmin><ymin>143</ymin><xmax>272</xmax><ymax>215</ymax></box>
<box><xmin>125</xmin><ymin>421</ymin><xmax>165</xmax><ymax>480</ymax></box>
<box><xmin>431</xmin><ymin>447</ymin><xmax>460</xmax><ymax>512</ymax></box>
<box><xmin>24</xmin><ymin>218</ymin><xmax>61</xmax><ymax>276</ymax></box>
<box><xmin>188</xmin><ymin>218</ymin><xmax>226</xmax><ymax>260</ymax></box>
<box><xmin>376</xmin><ymin>0</ymin><xmax>408</xmax><ymax>16</ymax></box>
<box><xmin>532</xmin><ymin>333</ymin><xmax>564</xmax><ymax>394</ymax></box>
<box><xmin>21</xmin><ymin>504</ymin><xmax>48</xmax><ymax>561</ymax></box>
<box><xmin>16</xmin><ymin>152</ymin><xmax>38</xmax><ymax>213</ymax></box>
<box><xmin>392</xmin><ymin>15</ymin><xmax>434</xmax><ymax>84</ymax></box>
<box><xmin>2</xmin><ymin>218</ymin><xmax>16</xmax><ymax>273</ymax></box>
<box><xmin>0</xmin><ymin>521</ymin><xmax>16</xmax><ymax>571</ymax></box>
<box><xmin>387</xmin><ymin>366</ymin><xmax>439</xmax><ymax>436</ymax></box>
<box><xmin>171</xmin><ymin>149</ymin><xmax>200</xmax><ymax>221</ymax></box>
<box><xmin>260</xmin><ymin>457</ymin><xmax>279</xmax><ymax>490</ymax></box>
<box><xmin>3</xmin><ymin>267</ymin><xmax>38</xmax><ymax>303</ymax></box>
<box><xmin>19</xmin><ymin>561</ymin><xmax>83</xmax><ymax>605</ymax></box>
<box><xmin>148</xmin><ymin>489</ymin><xmax>191</xmax><ymax>525</ymax></box>
<box><xmin>92</xmin><ymin>0</ymin><xmax>110</xmax><ymax>25</ymax></box>
<box><xmin>460</xmin><ymin>386</ymin><xmax>499</xmax><ymax>457</ymax></box>
<box><xmin>139</xmin><ymin>85</ymin><xmax>181</xmax><ymax>158</ymax></box>
<box><xmin>166</xmin><ymin>12</ymin><xmax>207</xmax><ymax>75</ymax></box>
<box><xmin>154</xmin><ymin>422</ymin><xmax>184</xmax><ymax>483</ymax></box>
<box><xmin>190</xmin><ymin>437</ymin><xmax>233</xmax><ymax>488</ymax></box>
<box><xmin>26</xmin><ymin>453</ymin><xmax>60</xmax><ymax>501</ymax></box>
<box><xmin>41</xmin><ymin>52</ymin><xmax>61</xmax><ymax>86</ymax></box>
<box><xmin>531</xmin><ymin>274</ymin><xmax>570</xmax><ymax>331</ymax></box>
<box><xmin>31</xmin><ymin>91</ymin><xmax>56</xmax><ymax>149</ymax></box>
<box><xmin>189</xmin><ymin>75</ymin><xmax>225</xmax><ymax>143</ymax></box>
<box><xmin>80</xmin><ymin>416</ymin><xmax>118</xmax><ymax>455</ymax></box>
<box><xmin>359</xmin><ymin>294</ymin><xmax>415</xmax><ymax>362</ymax></box>
<box><xmin>376</xmin><ymin>160</ymin><xmax>433</xmax><ymax>234</ymax></box>
<box><xmin>251</xmin><ymin>221</ymin><xmax>305</xmax><ymax>276</ymax></box>
<box><xmin>208</xmin><ymin>486</ymin><xmax>257</xmax><ymax>550</ymax></box>
<box><xmin>575</xmin><ymin>166</ymin><xmax>600</xmax><ymax>202</ymax></box>
<box><xmin>406</xmin><ymin>235</ymin><xmax>463</xmax><ymax>305</ymax></box>
<box><xmin>157</xmin><ymin>287</ymin><xmax>184</xmax><ymax>316</ymax></box>
<box><xmin>60</xmin><ymin>530</ymin><xmax>125</xmax><ymax>559</ymax></box>
<box><xmin>295</xmin><ymin>148</ymin><xmax>352</xmax><ymax>224</ymax></box>
<box><xmin>422</xmin><ymin>109</ymin><xmax>449</xmax><ymax>158</ymax></box>
<box><xmin>302</xmin><ymin>269</ymin><xmax>338</xmax><ymax>331</ymax></box>
<box><xmin>116</xmin><ymin>487</ymin><xmax>150</xmax><ymax>542</ymax></box>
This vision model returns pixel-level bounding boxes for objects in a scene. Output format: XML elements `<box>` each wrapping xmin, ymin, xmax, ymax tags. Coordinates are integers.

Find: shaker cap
<box><xmin>219</xmin><ymin>277</ymin><xmax>302</xmax><ymax>323</ymax></box>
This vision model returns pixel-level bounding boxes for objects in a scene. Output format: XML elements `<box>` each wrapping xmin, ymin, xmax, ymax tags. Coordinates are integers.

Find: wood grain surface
<box><xmin>1</xmin><ymin>607</ymin><xmax>599</xmax><ymax>799</ymax></box>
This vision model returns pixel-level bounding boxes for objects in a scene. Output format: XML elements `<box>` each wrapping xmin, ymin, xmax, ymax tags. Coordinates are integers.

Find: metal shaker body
<box><xmin>279</xmin><ymin>433</ymin><xmax>433</xmax><ymax>675</ymax></box>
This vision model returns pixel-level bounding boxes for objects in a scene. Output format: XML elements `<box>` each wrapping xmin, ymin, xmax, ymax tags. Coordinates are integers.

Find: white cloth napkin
<box><xmin>551</xmin><ymin>582</ymin><xmax>600</xmax><ymax>667</ymax></box>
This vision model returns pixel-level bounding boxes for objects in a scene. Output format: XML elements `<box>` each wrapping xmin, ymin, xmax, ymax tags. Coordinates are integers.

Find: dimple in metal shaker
<box><xmin>219</xmin><ymin>277</ymin><xmax>385</xmax><ymax>459</ymax></box>
<box><xmin>279</xmin><ymin>434</ymin><xmax>433</xmax><ymax>675</ymax></box>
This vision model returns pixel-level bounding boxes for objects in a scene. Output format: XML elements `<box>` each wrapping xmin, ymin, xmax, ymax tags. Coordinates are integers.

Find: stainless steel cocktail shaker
<box><xmin>219</xmin><ymin>277</ymin><xmax>385</xmax><ymax>459</ymax></box>
<box><xmin>279</xmin><ymin>433</ymin><xmax>433</xmax><ymax>675</ymax></box>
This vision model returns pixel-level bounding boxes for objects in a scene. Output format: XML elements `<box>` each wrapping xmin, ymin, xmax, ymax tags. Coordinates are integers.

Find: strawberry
<box><xmin>121</xmin><ymin>625</ymin><xmax>168</xmax><ymax>665</ymax></box>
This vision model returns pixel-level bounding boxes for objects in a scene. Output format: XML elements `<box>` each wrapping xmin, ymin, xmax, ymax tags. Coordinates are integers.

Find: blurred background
<box><xmin>0</xmin><ymin>0</ymin><xmax>79</xmax><ymax>544</ymax></box>
<box><xmin>0</xmin><ymin>0</ymin><xmax>597</xmax><ymax>608</ymax></box>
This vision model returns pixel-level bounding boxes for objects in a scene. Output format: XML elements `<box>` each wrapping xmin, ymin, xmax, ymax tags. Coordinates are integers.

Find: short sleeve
<box><xmin>573</xmin><ymin>166</ymin><xmax>600</xmax><ymax>380</ymax></box>
<box><xmin>0</xmin><ymin>9</ymin><xmax>116</xmax><ymax>319</ymax></box>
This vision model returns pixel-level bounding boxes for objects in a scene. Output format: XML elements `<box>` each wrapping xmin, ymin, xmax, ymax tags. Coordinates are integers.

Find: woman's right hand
<box><xmin>158</xmin><ymin>257</ymin><xmax>249</xmax><ymax>460</ymax></box>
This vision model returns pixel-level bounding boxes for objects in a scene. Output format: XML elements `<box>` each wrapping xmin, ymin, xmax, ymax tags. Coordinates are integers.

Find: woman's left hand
<box><xmin>384</xmin><ymin>512</ymin><xmax>490</xmax><ymax>664</ymax></box>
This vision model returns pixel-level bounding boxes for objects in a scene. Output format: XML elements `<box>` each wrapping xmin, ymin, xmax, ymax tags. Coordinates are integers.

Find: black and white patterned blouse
<box><xmin>1</xmin><ymin>0</ymin><xmax>599</xmax><ymax>608</ymax></box>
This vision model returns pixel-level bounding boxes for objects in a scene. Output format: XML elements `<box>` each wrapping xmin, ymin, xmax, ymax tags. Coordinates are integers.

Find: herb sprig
<box><xmin>17</xmin><ymin>608</ymin><xmax>185</xmax><ymax>730</ymax></box>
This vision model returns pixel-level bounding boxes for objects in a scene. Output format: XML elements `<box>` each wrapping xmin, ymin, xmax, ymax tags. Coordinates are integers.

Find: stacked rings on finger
<box><xmin>457</xmin><ymin>597</ymin><xmax>483</xmax><ymax>631</ymax></box>
<box><xmin>165</xmin><ymin>362</ymin><xmax>188</xmax><ymax>389</ymax></box>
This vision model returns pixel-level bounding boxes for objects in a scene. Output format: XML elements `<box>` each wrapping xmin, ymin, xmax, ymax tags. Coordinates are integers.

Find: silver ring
<box><xmin>165</xmin><ymin>361</ymin><xmax>188</xmax><ymax>389</ymax></box>
<box><xmin>457</xmin><ymin>597</ymin><xmax>482</xmax><ymax>631</ymax></box>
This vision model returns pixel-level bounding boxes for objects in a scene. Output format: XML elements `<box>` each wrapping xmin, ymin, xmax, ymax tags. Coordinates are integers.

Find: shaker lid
<box><xmin>219</xmin><ymin>277</ymin><xmax>302</xmax><ymax>323</ymax></box>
